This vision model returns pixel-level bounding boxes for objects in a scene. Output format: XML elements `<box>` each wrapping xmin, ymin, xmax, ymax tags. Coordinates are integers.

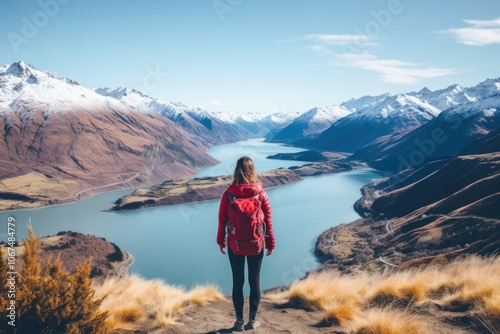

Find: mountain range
<box><xmin>265</xmin><ymin>79</ymin><xmax>499</xmax><ymax>165</ymax></box>
<box><xmin>0</xmin><ymin>61</ymin><xmax>499</xmax><ymax>306</ymax></box>
<box><xmin>266</xmin><ymin>106</ymin><xmax>351</xmax><ymax>144</ymax></box>
<box><xmin>313</xmin><ymin>80</ymin><xmax>499</xmax><ymax>271</ymax></box>
<box><xmin>350</xmin><ymin>79</ymin><xmax>500</xmax><ymax>172</ymax></box>
<box><xmin>1</xmin><ymin>61</ymin><xmax>499</xmax><ymax>216</ymax></box>
<box><xmin>0</xmin><ymin>62</ymin><xmax>301</xmax><ymax>209</ymax></box>
<box><xmin>0</xmin><ymin>62</ymin><xmax>225</xmax><ymax>208</ymax></box>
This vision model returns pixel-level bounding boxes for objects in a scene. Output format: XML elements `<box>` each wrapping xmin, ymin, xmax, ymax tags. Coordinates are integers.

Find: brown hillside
<box><xmin>0</xmin><ymin>106</ymin><xmax>218</xmax><ymax>210</ymax></box>
<box><xmin>371</xmin><ymin>153</ymin><xmax>500</xmax><ymax>216</ymax></box>
<box><xmin>0</xmin><ymin>231</ymin><xmax>130</xmax><ymax>278</ymax></box>
<box><xmin>316</xmin><ymin>152</ymin><xmax>500</xmax><ymax>272</ymax></box>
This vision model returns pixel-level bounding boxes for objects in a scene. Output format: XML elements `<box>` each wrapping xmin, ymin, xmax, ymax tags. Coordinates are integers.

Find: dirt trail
<box><xmin>159</xmin><ymin>298</ymin><xmax>342</xmax><ymax>334</ymax></box>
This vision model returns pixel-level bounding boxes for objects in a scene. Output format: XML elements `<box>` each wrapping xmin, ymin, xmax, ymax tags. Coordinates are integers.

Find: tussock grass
<box><xmin>267</xmin><ymin>256</ymin><xmax>500</xmax><ymax>333</ymax></box>
<box><xmin>94</xmin><ymin>275</ymin><xmax>224</xmax><ymax>330</ymax></box>
<box><xmin>348</xmin><ymin>308</ymin><xmax>427</xmax><ymax>334</ymax></box>
<box><xmin>268</xmin><ymin>270</ymin><xmax>370</xmax><ymax>326</ymax></box>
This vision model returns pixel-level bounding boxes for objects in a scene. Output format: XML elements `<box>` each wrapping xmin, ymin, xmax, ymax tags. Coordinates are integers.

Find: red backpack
<box><xmin>227</xmin><ymin>192</ymin><xmax>266</xmax><ymax>255</ymax></box>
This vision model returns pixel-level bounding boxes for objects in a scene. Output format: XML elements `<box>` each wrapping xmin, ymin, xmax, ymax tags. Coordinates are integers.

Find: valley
<box><xmin>1</xmin><ymin>61</ymin><xmax>498</xmax><ymax>272</ymax></box>
<box><xmin>0</xmin><ymin>60</ymin><xmax>499</xmax><ymax>333</ymax></box>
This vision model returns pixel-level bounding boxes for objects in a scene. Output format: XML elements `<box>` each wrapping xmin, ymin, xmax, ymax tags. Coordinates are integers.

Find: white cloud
<box><xmin>304</xmin><ymin>34</ymin><xmax>377</xmax><ymax>46</ymax></box>
<box><xmin>441</xmin><ymin>17</ymin><xmax>500</xmax><ymax>46</ymax></box>
<box><xmin>332</xmin><ymin>53</ymin><xmax>459</xmax><ymax>84</ymax></box>
<box><xmin>463</xmin><ymin>17</ymin><xmax>500</xmax><ymax>28</ymax></box>
<box><xmin>305</xmin><ymin>44</ymin><xmax>332</xmax><ymax>55</ymax></box>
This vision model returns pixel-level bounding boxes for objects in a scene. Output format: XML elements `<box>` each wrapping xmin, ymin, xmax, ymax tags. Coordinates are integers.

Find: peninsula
<box><xmin>109</xmin><ymin>161</ymin><xmax>364</xmax><ymax>211</ymax></box>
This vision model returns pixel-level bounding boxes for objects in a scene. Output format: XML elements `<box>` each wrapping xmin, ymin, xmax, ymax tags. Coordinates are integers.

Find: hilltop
<box><xmin>0</xmin><ymin>231</ymin><xmax>131</xmax><ymax>279</ymax></box>
<box><xmin>98</xmin><ymin>256</ymin><xmax>499</xmax><ymax>334</ymax></box>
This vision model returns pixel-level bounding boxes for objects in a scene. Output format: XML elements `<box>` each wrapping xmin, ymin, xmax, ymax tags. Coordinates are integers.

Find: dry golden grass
<box><xmin>94</xmin><ymin>274</ymin><xmax>224</xmax><ymax>330</ymax></box>
<box><xmin>267</xmin><ymin>256</ymin><xmax>500</xmax><ymax>333</ymax></box>
<box><xmin>347</xmin><ymin>308</ymin><xmax>427</xmax><ymax>334</ymax></box>
<box><xmin>269</xmin><ymin>271</ymin><xmax>367</xmax><ymax>325</ymax></box>
<box><xmin>0</xmin><ymin>172</ymin><xmax>82</xmax><ymax>210</ymax></box>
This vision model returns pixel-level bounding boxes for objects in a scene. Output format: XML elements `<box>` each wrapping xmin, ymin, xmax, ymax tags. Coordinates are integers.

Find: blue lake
<box><xmin>0</xmin><ymin>139</ymin><xmax>382</xmax><ymax>293</ymax></box>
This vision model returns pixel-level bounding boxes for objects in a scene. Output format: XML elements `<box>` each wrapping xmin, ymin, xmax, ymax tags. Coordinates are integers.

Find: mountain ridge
<box><xmin>267</xmin><ymin>105</ymin><xmax>352</xmax><ymax>144</ymax></box>
<box><xmin>0</xmin><ymin>61</ymin><xmax>221</xmax><ymax>210</ymax></box>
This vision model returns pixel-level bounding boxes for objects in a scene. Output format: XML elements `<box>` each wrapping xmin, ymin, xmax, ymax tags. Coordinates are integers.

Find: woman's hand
<box><xmin>219</xmin><ymin>245</ymin><xmax>226</xmax><ymax>255</ymax></box>
<box><xmin>266</xmin><ymin>249</ymin><xmax>273</xmax><ymax>256</ymax></box>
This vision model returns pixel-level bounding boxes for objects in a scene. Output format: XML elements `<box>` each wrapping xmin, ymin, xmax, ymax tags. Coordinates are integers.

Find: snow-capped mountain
<box><xmin>0</xmin><ymin>61</ymin><xmax>120</xmax><ymax>113</ymax></box>
<box><xmin>409</xmin><ymin>84</ymin><xmax>476</xmax><ymax>111</ymax></box>
<box><xmin>95</xmin><ymin>87</ymin><xmax>252</xmax><ymax>145</ymax></box>
<box><xmin>230</xmin><ymin>111</ymin><xmax>302</xmax><ymax>137</ymax></box>
<box><xmin>95</xmin><ymin>87</ymin><xmax>308</xmax><ymax>141</ymax></box>
<box><xmin>260</xmin><ymin>111</ymin><xmax>302</xmax><ymax>128</ymax></box>
<box><xmin>231</xmin><ymin>113</ymin><xmax>272</xmax><ymax>137</ymax></box>
<box><xmin>350</xmin><ymin>78</ymin><xmax>500</xmax><ymax>172</ymax></box>
<box><xmin>306</xmin><ymin>93</ymin><xmax>440</xmax><ymax>152</ymax></box>
<box><xmin>0</xmin><ymin>62</ymin><xmax>217</xmax><ymax>202</ymax></box>
<box><xmin>267</xmin><ymin>106</ymin><xmax>352</xmax><ymax>144</ymax></box>
<box><xmin>469</xmin><ymin>78</ymin><xmax>500</xmax><ymax>100</ymax></box>
<box><xmin>409</xmin><ymin>79</ymin><xmax>500</xmax><ymax>112</ymax></box>
<box><xmin>340</xmin><ymin>93</ymin><xmax>391</xmax><ymax>112</ymax></box>
<box><xmin>329</xmin><ymin>80</ymin><xmax>500</xmax><ymax>158</ymax></box>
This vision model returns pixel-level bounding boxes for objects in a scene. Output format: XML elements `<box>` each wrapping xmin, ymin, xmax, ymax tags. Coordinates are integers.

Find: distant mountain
<box><xmin>0</xmin><ymin>61</ymin><xmax>217</xmax><ymax>209</ymax></box>
<box><xmin>340</xmin><ymin>93</ymin><xmax>391</xmax><ymax>112</ymax></box>
<box><xmin>95</xmin><ymin>87</ymin><xmax>251</xmax><ymax>145</ymax></box>
<box><xmin>232</xmin><ymin>111</ymin><xmax>301</xmax><ymax>137</ymax></box>
<box><xmin>409</xmin><ymin>84</ymin><xmax>475</xmax><ymax>111</ymax></box>
<box><xmin>230</xmin><ymin>112</ymin><xmax>270</xmax><ymax>137</ymax></box>
<box><xmin>351</xmin><ymin>78</ymin><xmax>500</xmax><ymax>172</ymax></box>
<box><xmin>267</xmin><ymin>106</ymin><xmax>351</xmax><ymax>144</ymax></box>
<box><xmin>305</xmin><ymin>94</ymin><xmax>440</xmax><ymax>152</ymax></box>
<box><xmin>317</xmin><ymin>136</ymin><xmax>500</xmax><ymax>271</ymax></box>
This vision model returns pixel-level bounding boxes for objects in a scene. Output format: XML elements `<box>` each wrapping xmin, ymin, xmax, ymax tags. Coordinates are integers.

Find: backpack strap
<box><xmin>227</xmin><ymin>192</ymin><xmax>235</xmax><ymax>204</ymax></box>
<box><xmin>226</xmin><ymin>192</ymin><xmax>234</xmax><ymax>235</ymax></box>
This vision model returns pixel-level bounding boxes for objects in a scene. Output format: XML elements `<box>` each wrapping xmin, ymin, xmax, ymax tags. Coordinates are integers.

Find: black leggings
<box><xmin>228</xmin><ymin>247</ymin><xmax>264</xmax><ymax>320</ymax></box>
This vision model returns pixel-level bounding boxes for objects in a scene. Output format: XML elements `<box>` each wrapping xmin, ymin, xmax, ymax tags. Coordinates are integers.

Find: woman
<box><xmin>217</xmin><ymin>156</ymin><xmax>275</xmax><ymax>331</ymax></box>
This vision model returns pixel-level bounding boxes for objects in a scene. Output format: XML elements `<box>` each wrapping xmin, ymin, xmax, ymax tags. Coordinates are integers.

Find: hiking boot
<box><xmin>246</xmin><ymin>319</ymin><xmax>261</xmax><ymax>329</ymax></box>
<box><xmin>233</xmin><ymin>318</ymin><xmax>244</xmax><ymax>332</ymax></box>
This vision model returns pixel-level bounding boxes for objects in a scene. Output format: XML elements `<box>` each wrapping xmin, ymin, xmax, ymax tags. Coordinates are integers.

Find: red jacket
<box><xmin>217</xmin><ymin>183</ymin><xmax>275</xmax><ymax>251</ymax></box>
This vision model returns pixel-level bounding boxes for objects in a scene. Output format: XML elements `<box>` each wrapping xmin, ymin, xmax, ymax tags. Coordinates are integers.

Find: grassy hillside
<box><xmin>267</xmin><ymin>256</ymin><xmax>499</xmax><ymax>334</ymax></box>
<box><xmin>94</xmin><ymin>256</ymin><xmax>499</xmax><ymax>333</ymax></box>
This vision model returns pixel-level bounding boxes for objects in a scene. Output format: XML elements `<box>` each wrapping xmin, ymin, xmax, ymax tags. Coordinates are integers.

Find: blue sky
<box><xmin>1</xmin><ymin>0</ymin><xmax>500</xmax><ymax>114</ymax></box>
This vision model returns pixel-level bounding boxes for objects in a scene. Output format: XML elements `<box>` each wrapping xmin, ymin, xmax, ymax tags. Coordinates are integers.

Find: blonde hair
<box><xmin>232</xmin><ymin>156</ymin><xmax>259</xmax><ymax>185</ymax></box>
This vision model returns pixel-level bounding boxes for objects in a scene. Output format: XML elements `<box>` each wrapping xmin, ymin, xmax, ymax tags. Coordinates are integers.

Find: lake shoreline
<box><xmin>108</xmin><ymin>161</ymin><xmax>366</xmax><ymax>212</ymax></box>
<box><xmin>1</xmin><ymin>139</ymin><xmax>384</xmax><ymax>295</ymax></box>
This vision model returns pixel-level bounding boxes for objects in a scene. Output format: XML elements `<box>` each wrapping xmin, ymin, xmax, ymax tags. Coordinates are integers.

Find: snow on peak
<box><xmin>94</xmin><ymin>86</ymin><xmax>161</xmax><ymax>114</ymax></box>
<box><xmin>6</xmin><ymin>61</ymin><xmax>36</xmax><ymax>77</ymax></box>
<box><xmin>410</xmin><ymin>83</ymin><xmax>474</xmax><ymax>112</ymax></box>
<box><xmin>96</xmin><ymin>86</ymin><xmax>151</xmax><ymax>100</ymax></box>
<box><xmin>341</xmin><ymin>93</ymin><xmax>391</xmax><ymax>112</ymax></box>
<box><xmin>471</xmin><ymin>78</ymin><xmax>500</xmax><ymax>100</ymax></box>
<box><xmin>417</xmin><ymin>87</ymin><xmax>432</xmax><ymax>95</ymax></box>
<box><xmin>344</xmin><ymin>93</ymin><xmax>440</xmax><ymax>123</ymax></box>
<box><xmin>0</xmin><ymin>61</ymin><xmax>113</xmax><ymax>112</ymax></box>
<box><xmin>440</xmin><ymin>78</ymin><xmax>500</xmax><ymax>120</ymax></box>
<box><xmin>296</xmin><ymin>105</ymin><xmax>351</xmax><ymax>124</ymax></box>
<box><xmin>95</xmin><ymin>86</ymin><xmax>227</xmax><ymax>124</ymax></box>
